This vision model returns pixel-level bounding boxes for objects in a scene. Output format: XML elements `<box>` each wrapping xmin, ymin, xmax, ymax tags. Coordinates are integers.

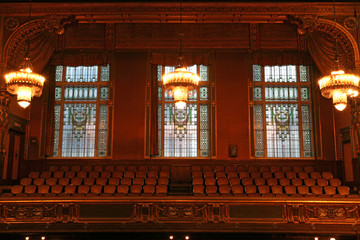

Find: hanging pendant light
<box><xmin>318</xmin><ymin>0</ymin><xmax>359</xmax><ymax>111</ymax></box>
<box><xmin>4</xmin><ymin>0</ymin><xmax>45</xmax><ymax>108</ymax></box>
<box><xmin>162</xmin><ymin>1</ymin><xmax>200</xmax><ymax>110</ymax></box>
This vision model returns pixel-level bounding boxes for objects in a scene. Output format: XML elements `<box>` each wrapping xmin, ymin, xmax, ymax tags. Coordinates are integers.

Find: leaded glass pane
<box><xmin>56</xmin><ymin>66</ymin><xmax>63</xmax><ymax>82</ymax></box>
<box><xmin>165</xmin><ymin>90</ymin><xmax>174</xmax><ymax>101</ymax></box>
<box><xmin>100</xmin><ymin>86</ymin><xmax>109</xmax><ymax>100</ymax></box>
<box><xmin>100</xmin><ymin>65</ymin><xmax>110</xmax><ymax>82</ymax></box>
<box><xmin>97</xmin><ymin>105</ymin><xmax>108</xmax><ymax>157</ymax></box>
<box><xmin>61</xmin><ymin>103</ymin><xmax>96</xmax><ymax>157</ymax></box>
<box><xmin>300</xmin><ymin>65</ymin><xmax>308</xmax><ymax>82</ymax></box>
<box><xmin>253</xmin><ymin>65</ymin><xmax>261</xmax><ymax>82</ymax></box>
<box><xmin>187</xmin><ymin>65</ymin><xmax>197</xmax><ymax>74</ymax></box>
<box><xmin>158</xmin><ymin>64</ymin><xmax>209</xmax><ymax>158</ymax></box>
<box><xmin>64</xmin><ymin>86</ymin><xmax>97</xmax><ymax>101</ymax></box>
<box><xmin>300</xmin><ymin>87</ymin><xmax>310</xmax><ymax>101</ymax></box>
<box><xmin>200</xmin><ymin>65</ymin><xmax>208</xmax><ymax>81</ymax></box>
<box><xmin>265</xmin><ymin>103</ymin><xmax>300</xmax><ymax>158</ymax></box>
<box><xmin>66</xmin><ymin>66</ymin><xmax>98</xmax><ymax>83</ymax></box>
<box><xmin>55</xmin><ymin>87</ymin><xmax>62</xmax><ymax>101</ymax></box>
<box><xmin>163</xmin><ymin>103</ymin><xmax>197</xmax><ymax>157</ymax></box>
<box><xmin>188</xmin><ymin>90</ymin><xmax>197</xmax><ymax>101</ymax></box>
<box><xmin>265</xmin><ymin>86</ymin><xmax>298</xmax><ymax>101</ymax></box>
<box><xmin>53</xmin><ymin>104</ymin><xmax>61</xmax><ymax>156</ymax></box>
<box><xmin>254</xmin><ymin>87</ymin><xmax>262</xmax><ymax>100</ymax></box>
<box><xmin>158</xmin><ymin>65</ymin><xmax>162</xmax><ymax>82</ymax></box>
<box><xmin>158</xmin><ymin>86</ymin><xmax>162</xmax><ymax>100</ymax></box>
<box><xmin>301</xmin><ymin>105</ymin><xmax>313</xmax><ymax>157</ymax></box>
<box><xmin>264</xmin><ymin>65</ymin><xmax>296</xmax><ymax>83</ymax></box>
<box><xmin>200</xmin><ymin>104</ymin><xmax>209</xmax><ymax>157</ymax></box>
<box><xmin>158</xmin><ymin>104</ymin><xmax>162</xmax><ymax>155</ymax></box>
<box><xmin>254</xmin><ymin>105</ymin><xmax>264</xmax><ymax>157</ymax></box>
<box><xmin>165</xmin><ymin>66</ymin><xmax>175</xmax><ymax>74</ymax></box>
<box><xmin>200</xmin><ymin>87</ymin><xmax>208</xmax><ymax>100</ymax></box>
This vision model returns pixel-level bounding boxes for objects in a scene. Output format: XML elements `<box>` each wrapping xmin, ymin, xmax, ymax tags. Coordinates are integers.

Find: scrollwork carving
<box><xmin>306</xmin><ymin>205</ymin><xmax>358</xmax><ymax>220</ymax></box>
<box><xmin>4</xmin><ymin>204</ymin><xmax>56</xmax><ymax>222</ymax></box>
<box><xmin>156</xmin><ymin>204</ymin><xmax>206</xmax><ymax>219</ymax></box>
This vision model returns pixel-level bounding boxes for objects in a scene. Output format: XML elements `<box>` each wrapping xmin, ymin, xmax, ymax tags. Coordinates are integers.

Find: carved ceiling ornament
<box><xmin>5</xmin><ymin>17</ymin><xmax>20</xmax><ymax>31</ymax></box>
<box><xmin>315</xmin><ymin>18</ymin><xmax>360</xmax><ymax>70</ymax></box>
<box><xmin>287</xmin><ymin>15</ymin><xmax>359</xmax><ymax>70</ymax></box>
<box><xmin>3</xmin><ymin>15</ymin><xmax>76</xmax><ymax>68</ymax></box>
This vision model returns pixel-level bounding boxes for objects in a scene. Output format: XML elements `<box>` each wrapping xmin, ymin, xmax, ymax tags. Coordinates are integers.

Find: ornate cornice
<box><xmin>0</xmin><ymin>2</ymin><xmax>358</xmax><ymax>23</ymax></box>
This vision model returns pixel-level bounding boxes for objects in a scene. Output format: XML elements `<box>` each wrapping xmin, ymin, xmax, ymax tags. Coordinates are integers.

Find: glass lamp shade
<box><xmin>4</xmin><ymin>58</ymin><xmax>45</xmax><ymax>108</ymax></box>
<box><xmin>318</xmin><ymin>69</ymin><xmax>360</xmax><ymax>111</ymax></box>
<box><xmin>162</xmin><ymin>66</ymin><xmax>200</xmax><ymax>110</ymax></box>
<box><xmin>333</xmin><ymin>91</ymin><xmax>347</xmax><ymax>111</ymax></box>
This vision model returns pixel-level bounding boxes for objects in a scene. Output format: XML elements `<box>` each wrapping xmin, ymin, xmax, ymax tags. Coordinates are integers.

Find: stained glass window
<box><xmin>251</xmin><ymin>65</ymin><xmax>313</xmax><ymax>158</ymax></box>
<box><xmin>53</xmin><ymin>65</ymin><xmax>111</xmax><ymax>157</ymax></box>
<box><xmin>157</xmin><ymin>65</ymin><xmax>210</xmax><ymax>157</ymax></box>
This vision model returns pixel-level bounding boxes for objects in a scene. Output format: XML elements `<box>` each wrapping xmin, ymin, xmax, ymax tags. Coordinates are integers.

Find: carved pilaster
<box><xmin>249</xmin><ymin>23</ymin><xmax>259</xmax><ymax>52</ymax></box>
<box><xmin>106</xmin><ymin>23</ymin><xmax>115</xmax><ymax>52</ymax></box>
<box><xmin>0</xmin><ymin>91</ymin><xmax>10</xmax><ymax>179</ymax></box>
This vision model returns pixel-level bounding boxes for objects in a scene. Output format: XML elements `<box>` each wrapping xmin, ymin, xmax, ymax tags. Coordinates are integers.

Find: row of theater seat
<box><xmin>3</xmin><ymin>164</ymin><xmax>355</xmax><ymax>197</ymax></box>
<box><xmin>193</xmin><ymin>183</ymin><xmax>352</xmax><ymax>197</ymax></box>
<box><xmin>191</xmin><ymin>165</ymin><xmax>315</xmax><ymax>173</ymax></box>
<box><xmin>190</xmin><ymin>166</ymin><xmax>355</xmax><ymax>197</ymax></box>
<box><xmin>7</xmin><ymin>165</ymin><xmax>172</xmax><ymax>196</ymax></box>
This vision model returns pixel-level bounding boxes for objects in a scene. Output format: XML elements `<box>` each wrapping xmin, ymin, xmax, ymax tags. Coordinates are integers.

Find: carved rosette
<box><xmin>306</xmin><ymin>205</ymin><xmax>358</xmax><ymax>220</ymax></box>
<box><xmin>4</xmin><ymin>204</ymin><xmax>57</xmax><ymax>222</ymax></box>
<box><xmin>155</xmin><ymin>204</ymin><xmax>206</xmax><ymax>221</ymax></box>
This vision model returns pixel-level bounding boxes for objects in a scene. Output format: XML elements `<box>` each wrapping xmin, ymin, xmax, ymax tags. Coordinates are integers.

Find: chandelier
<box><xmin>318</xmin><ymin>70</ymin><xmax>359</xmax><ymax>111</ymax></box>
<box><xmin>162</xmin><ymin>58</ymin><xmax>200</xmax><ymax>110</ymax></box>
<box><xmin>161</xmin><ymin>1</ymin><xmax>200</xmax><ymax>110</ymax></box>
<box><xmin>5</xmin><ymin>56</ymin><xmax>45</xmax><ymax>108</ymax></box>
<box><xmin>4</xmin><ymin>0</ymin><xmax>45</xmax><ymax>108</ymax></box>
<box><xmin>317</xmin><ymin>0</ymin><xmax>359</xmax><ymax>111</ymax></box>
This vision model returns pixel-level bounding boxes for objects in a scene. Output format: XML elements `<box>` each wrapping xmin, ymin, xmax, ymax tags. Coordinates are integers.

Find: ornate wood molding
<box><xmin>0</xmin><ymin>2</ymin><xmax>358</xmax><ymax>23</ymax></box>
<box><xmin>3</xmin><ymin>15</ymin><xmax>76</xmax><ymax>68</ymax></box>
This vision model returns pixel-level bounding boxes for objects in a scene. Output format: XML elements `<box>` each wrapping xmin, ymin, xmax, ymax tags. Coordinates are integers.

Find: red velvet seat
<box><xmin>40</xmin><ymin>171</ymin><xmax>52</xmax><ymax>178</ymax></box>
<box><xmin>292</xmin><ymin>166</ymin><xmax>303</xmax><ymax>173</ymax></box>
<box><xmin>71</xmin><ymin>165</ymin><xmax>81</xmax><ymax>172</ymax></box>
<box><xmin>217</xmin><ymin>177</ymin><xmax>229</xmax><ymax>186</ymax></box>
<box><xmin>193</xmin><ymin>184</ymin><xmax>205</xmax><ymax>194</ymax></box>
<box><xmin>156</xmin><ymin>184</ymin><xmax>168</xmax><ymax>194</ymax></box>
<box><xmin>145</xmin><ymin>177</ymin><xmax>157</xmax><ymax>185</ymax></box>
<box><xmin>297</xmin><ymin>185</ymin><xmax>309</xmax><ymax>195</ymax></box>
<box><xmin>53</xmin><ymin>171</ymin><xmax>64</xmax><ymax>178</ymax></box>
<box><xmin>21</xmin><ymin>178</ymin><xmax>33</xmax><ymax>186</ymax></box>
<box><xmin>304</xmin><ymin>178</ymin><xmax>316</xmax><ymax>187</ymax></box>
<box><xmin>143</xmin><ymin>185</ymin><xmax>155</xmax><ymax>194</ymax></box>
<box><xmin>65</xmin><ymin>171</ymin><xmax>76</xmax><ymax>178</ymax></box>
<box><xmin>88</xmin><ymin>171</ymin><xmax>100</xmax><ymax>178</ymax></box>
<box><xmin>96</xmin><ymin>177</ymin><xmax>108</xmax><ymax>186</ymax></box>
<box><xmin>104</xmin><ymin>185</ymin><xmax>116</xmax><ymax>194</ymax></box>
<box><xmin>112</xmin><ymin>171</ymin><xmax>123</xmax><ymax>178</ymax></box>
<box><xmin>266</xmin><ymin>178</ymin><xmax>278</xmax><ymax>186</ymax></box>
<box><xmin>229</xmin><ymin>178</ymin><xmax>241</xmax><ymax>186</ymax></box>
<box><xmin>232</xmin><ymin>185</ymin><xmax>244</xmax><ymax>195</ymax></box>
<box><xmin>11</xmin><ymin>185</ymin><xmax>24</xmax><ymax>194</ymax></box>
<box><xmin>28</xmin><ymin>171</ymin><xmax>40</xmax><ymax>178</ymax></box>
<box><xmin>46</xmin><ymin>177</ymin><xmax>58</xmax><ymax>186</ymax></box>
<box><xmin>227</xmin><ymin>172</ymin><xmax>238</xmax><ymax>179</ymax></box>
<box><xmin>258</xmin><ymin>185</ymin><xmax>270</xmax><ymax>195</ymax></box>
<box><xmin>33</xmin><ymin>178</ymin><xmax>45</xmax><ymax>186</ymax></box>
<box><xmin>108</xmin><ymin>177</ymin><xmax>120</xmax><ymax>185</ymax></box>
<box><xmin>192</xmin><ymin>177</ymin><xmax>204</xmax><ymax>185</ymax></box>
<box><xmin>100</xmin><ymin>171</ymin><xmax>112</xmax><ymax>178</ymax></box>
